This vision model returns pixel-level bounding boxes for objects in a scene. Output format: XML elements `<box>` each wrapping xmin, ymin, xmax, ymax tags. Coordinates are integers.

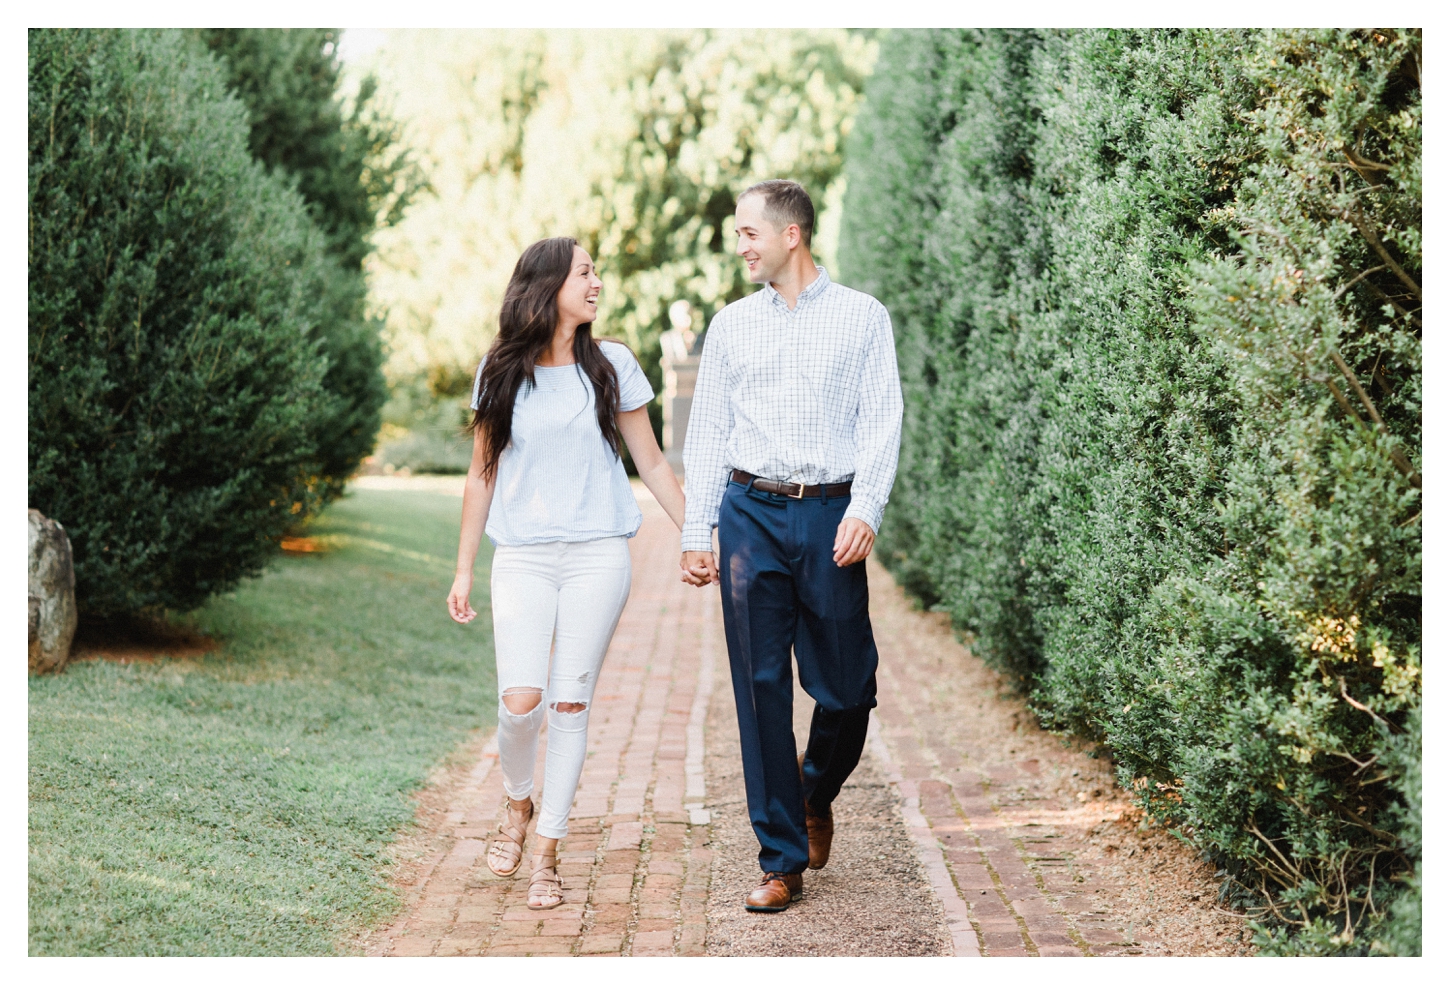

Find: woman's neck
<box><xmin>537</xmin><ymin>324</ymin><xmax>578</xmax><ymax>367</ymax></box>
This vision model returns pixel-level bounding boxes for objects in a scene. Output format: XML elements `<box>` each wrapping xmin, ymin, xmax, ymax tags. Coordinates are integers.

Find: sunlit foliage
<box><xmin>29</xmin><ymin>29</ymin><xmax>422</xmax><ymax>616</ymax></box>
<box><xmin>197</xmin><ymin>29</ymin><xmax>426</xmax><ymax>495</ymax></box>
<box><xmin>357</xmin><ymin>29</ymin><xmax>875</xmax><ymax>413</ymax></box>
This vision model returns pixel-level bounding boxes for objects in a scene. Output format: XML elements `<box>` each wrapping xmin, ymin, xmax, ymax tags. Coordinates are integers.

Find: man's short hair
<box><xmin>738</xmin><ymin>179</ymin><xmax>815</xmax><ymax>248</ymax></box>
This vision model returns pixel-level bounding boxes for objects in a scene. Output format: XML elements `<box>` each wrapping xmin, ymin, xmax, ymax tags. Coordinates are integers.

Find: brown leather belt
<box><xmin>731</xmin><ymin>469</ymin><xmax>853</xmax><ymax>500</ymax></box>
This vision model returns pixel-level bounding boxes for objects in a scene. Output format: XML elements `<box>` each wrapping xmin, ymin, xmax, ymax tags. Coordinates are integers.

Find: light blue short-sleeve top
<box><xmin>471</xmin><ymin>340</ymin><xmax>655</xmax><ymax>547</ymax></box>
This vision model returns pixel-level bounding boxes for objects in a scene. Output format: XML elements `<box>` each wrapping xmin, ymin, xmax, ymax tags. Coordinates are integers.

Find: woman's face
<box><xmin>556</xmin><ymin>246</ymin><xmax>602</xmax><ymax>329</ymax></box>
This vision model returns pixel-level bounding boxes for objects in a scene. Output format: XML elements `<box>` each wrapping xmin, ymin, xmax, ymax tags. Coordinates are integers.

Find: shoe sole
<box><xmin>486</xmin><ymin>853</ymin><xmax>525</xmax><ymax>878</ymax></box>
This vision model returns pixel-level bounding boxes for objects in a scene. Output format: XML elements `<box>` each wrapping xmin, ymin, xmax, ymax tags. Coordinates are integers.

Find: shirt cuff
<box><xmin>843</xmin><ymin>499</ymin><xmax>884</xmax><ymax>534</ymax></box>
<box><xmin>680</xmin><ymin>524</ymin><xmax>715</xmax><ymax>553</ymax></box>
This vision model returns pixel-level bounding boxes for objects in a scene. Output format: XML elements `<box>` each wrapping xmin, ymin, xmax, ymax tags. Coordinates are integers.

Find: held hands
<box><xmin>833</xmin><ymin>518</ymin><xmax>875</xmax><ymax>567</ymax></box>
<box><xmin>447</xmin><ymin>573</ymin><xmax>478</xmax><ymax>624</ymax></box>
<box><xmin>680</xmin><ymin>550</ymin><xmax>718</xmax><ymax>587</ymax></box>
<box><xmin>680</xmin><ymin>519</ymin><xmax>873</xmax><ymax>585</ymax></box>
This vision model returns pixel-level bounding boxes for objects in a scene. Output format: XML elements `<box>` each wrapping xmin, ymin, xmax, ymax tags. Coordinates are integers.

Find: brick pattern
<box><xmin>370</xmin><ymin>507</ymin><xmax>713</xmax><ymax>957</ymax></box>
<box><xmin>866</xmin><ymin>562</ymin><xmax>1155</xmax><ymax>956</ymax></box>
<box><xmin>369</xmin><ymin>492</ymin><xmax>1216</xmax><ymax>958</ymax></box>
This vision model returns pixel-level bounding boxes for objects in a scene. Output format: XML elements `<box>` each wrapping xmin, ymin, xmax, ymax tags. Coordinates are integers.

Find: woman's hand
<box><xmin>448</xmin><ymin>572</ymin><xmax>478</xmax><ymax>624</ymax></box>
<box><xmin>451</xmin><ymin>427</ymin><xmax>494</xmax><ymax>625</ymax></box>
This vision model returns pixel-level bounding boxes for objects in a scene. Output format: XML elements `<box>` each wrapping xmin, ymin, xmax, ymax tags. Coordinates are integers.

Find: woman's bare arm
<box><xmin>618</xmin><ymin>406</ymin><xmax>686</xmax><ymax>531</ymax></box>
<box><xmin>448</xmin><ymin>427</ymin><xmax>496</xmax><ymax>624</ymax></box>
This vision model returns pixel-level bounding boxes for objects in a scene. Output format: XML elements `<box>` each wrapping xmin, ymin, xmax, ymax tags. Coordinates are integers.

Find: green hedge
<box><xmin>841</xmin><ymin>29</ymin><xmax>1420</xmax><ymax>954</ymax></box>
<box><xmin>29</xmin><ymin>29</ymin><xmax>338</xmax><ymax>616</ymax></box>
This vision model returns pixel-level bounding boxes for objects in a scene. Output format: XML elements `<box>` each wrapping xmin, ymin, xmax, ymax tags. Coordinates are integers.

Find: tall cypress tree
<box><xmin>195</xmin><ymin>29</ymin><xmax>425</xmax><ymax>494</ymax></box>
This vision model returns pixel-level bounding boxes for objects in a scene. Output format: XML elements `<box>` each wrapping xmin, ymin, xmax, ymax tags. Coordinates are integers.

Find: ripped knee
<box><xmin>547</xmin><ymin>699</ymin><xmax>589</xmax><ymax>732</ymax></box>
<box><xmin>501</xmin><ymin>687</ymin><xmax>543</xmax><ymax>715</ymax></box>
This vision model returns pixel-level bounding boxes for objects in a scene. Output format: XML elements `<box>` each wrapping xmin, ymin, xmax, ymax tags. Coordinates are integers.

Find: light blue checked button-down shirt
<box><xmin>680</xmin><ymin>266</ymin><xmax>904</xmax><ymax>553</ymax></box>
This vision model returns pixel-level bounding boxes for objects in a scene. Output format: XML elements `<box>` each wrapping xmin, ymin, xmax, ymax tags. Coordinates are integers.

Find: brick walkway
<box><xmin>369</xmin><ymin>497</ymin><xmax>716</xmax><ymax>956</ymax></box>
<box><xmin>870</xmin><ymin>600</ymin><xmax>1123</xmax><ymax>956</ymax></box>
<box><xmin>367</xmin><ymin>487</ymin><xmax>1243</xmax><ymax>957</ymax></box>
<box><xmin>865</xmin><ymin>565</ymin><xmax>1247</xmax><ymax>956</ymax></box>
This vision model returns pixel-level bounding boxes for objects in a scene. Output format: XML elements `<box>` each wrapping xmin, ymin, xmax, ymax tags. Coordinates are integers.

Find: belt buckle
<box><xmin>786</xmin><ymin>481</ymin><xmax>807</xmax><ymax>499</ymax></box>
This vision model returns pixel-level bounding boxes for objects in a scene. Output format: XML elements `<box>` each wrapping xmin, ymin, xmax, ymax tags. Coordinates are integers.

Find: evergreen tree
<box><xmin>29</xmin><ymin>28</ymin><xmax>336</xmax><ymax>616</ymax></box>
<box><xmin>195</xmin><ymin>29</ymin><xmax>425</xmax><ymax>494</ymax></box>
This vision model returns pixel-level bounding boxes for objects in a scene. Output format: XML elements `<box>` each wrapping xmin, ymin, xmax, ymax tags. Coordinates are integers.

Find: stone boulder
<box><xmin>29</xmin><ymin>509</ymin><xmax>77</xmax><ymax>673</ymax></box>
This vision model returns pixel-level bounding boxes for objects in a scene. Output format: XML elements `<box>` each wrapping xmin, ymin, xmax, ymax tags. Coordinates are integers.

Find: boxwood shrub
<box><xmin>29</xmin><ymin>29</ymin><xmax>340</xmax><ymax>616</ymax></box>
<box><xmin>840</xmin><ymin>28</ymin><xmax>1420</xmax><ymax>954</ymax></box>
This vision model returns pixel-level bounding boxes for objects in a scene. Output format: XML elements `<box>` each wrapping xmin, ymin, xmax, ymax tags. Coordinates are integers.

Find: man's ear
<box><xmin>785</xmin><ymin>224</ymin><xmax>802</xmax><ymax>250</ymax></box>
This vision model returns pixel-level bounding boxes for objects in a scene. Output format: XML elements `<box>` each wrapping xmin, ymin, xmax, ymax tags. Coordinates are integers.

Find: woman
<box><xmin>448</xmin><ymin>237</ymin><xmax>686</xmax><ymax>909</ymax></box>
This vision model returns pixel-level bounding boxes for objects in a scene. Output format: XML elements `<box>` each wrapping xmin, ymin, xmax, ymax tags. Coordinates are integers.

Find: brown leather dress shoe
<box><xmin>744</xmin><ymin>871</ymin><xmax>803</xmax><ymax>912</ymax></box>
<box><xmin>798</xmin><ymin>752</ymin><xmax>834</xmax><ymax>870</ymax></box>
<box><xmin>805</xmin><ymin>801</ymin><xmax>834</xmax><ymax>869</ymax></box>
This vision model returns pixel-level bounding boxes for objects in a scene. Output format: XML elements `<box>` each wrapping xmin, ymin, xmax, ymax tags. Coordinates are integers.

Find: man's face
<box><xmin>734</xmin><ymin>193</ymin><xmax>795</xmax><ymax>285</ymax></box>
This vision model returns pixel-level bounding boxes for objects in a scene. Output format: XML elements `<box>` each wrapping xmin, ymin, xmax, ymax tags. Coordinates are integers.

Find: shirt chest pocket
<box><xmin>802</xmin><ymin>351</ymin><xmax>858</xmax><ymax>393</ymax></box>
<box><xmin>797</xmin><ymin>331</ymin><xmax>861</xmax><ymax>405</ymax></box>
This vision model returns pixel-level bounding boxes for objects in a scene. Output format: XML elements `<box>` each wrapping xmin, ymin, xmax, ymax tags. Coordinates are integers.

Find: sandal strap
<box><xmin>498</xmin><ymin>800</ymin><xmax>534</xmax><ymax>842</ymax></box>
<box><xmin>529</xmin><ymin>855</ymin><xmax>562</xmax><ymax>887</ymax></box>
<box><xmin>489</xmin><ymin>839</ymin><xmax>522</xmax><ymax>859</ymax></box>
<box><xmin>528</xmin><ymin>856</ymin><xmax>564</xmax><ymax>906</ymax></box>
<box><xmin>530</xmin><ymin>852</ymin><xmax>559</xmax><ymax>874</ymax></box>
<box><xmin>486</xmin><ymin>800</ymin><xmax>533</xmax><ymax>876</ymax></box>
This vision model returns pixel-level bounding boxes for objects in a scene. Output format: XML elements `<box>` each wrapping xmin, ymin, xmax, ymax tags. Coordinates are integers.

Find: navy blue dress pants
<box><xmin>717</xmin><ymin>478</ymin><xmax>879</xmax><ymax>875</ymax></box>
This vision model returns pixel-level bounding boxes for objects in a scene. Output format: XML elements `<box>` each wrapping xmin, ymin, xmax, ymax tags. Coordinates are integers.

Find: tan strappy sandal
<box><xmin>487</xmin><ymin>798</ymin><xmax>534</xmax><ymax>878</ymax></box>
<box><xmin>527</xmin><ymin>850</ymin><xmax>564</xmax><ymax>910</ymax></box>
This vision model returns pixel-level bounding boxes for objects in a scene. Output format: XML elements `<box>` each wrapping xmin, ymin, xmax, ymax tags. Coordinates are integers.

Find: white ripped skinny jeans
<box><xmin>490</xmin><ymin>536</ymin><xmax>631</xmax><ymax>839</ymax></box>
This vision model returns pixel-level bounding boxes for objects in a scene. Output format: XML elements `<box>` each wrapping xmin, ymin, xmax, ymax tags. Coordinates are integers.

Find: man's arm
<box><xmin>839</xmin><ymin>304</ymin><xmax>904</xmax><ymax>558</ymax></box>
<box><xmin>680</xmin><ymin>319</ymin><xmax>732</xmax><ymax>583</ymax></box>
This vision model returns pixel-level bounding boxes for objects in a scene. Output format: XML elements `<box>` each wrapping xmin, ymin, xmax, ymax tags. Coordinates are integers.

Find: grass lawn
<box><xmin>28</xmin><ymin>484</ymin><xmax>496</xmax><ymax>955</ymax></box>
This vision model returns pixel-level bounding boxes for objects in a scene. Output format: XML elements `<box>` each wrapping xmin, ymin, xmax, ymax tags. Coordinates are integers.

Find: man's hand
<box><xmin>681</xmin><ymin>550</ymin><xmax>719</xmax><ymax>586</ymax></box>
<box><xmin>833</xmin><ymin>518</ymin><xmax>876</xmax><ymax>567</ymax></box>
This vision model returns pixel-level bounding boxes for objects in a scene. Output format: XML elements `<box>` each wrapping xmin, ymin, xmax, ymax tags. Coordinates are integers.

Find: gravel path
<box><xmin>703</xmin><ymin>666</ymin><xmax>952</xmax><ymax>955</ymax></box>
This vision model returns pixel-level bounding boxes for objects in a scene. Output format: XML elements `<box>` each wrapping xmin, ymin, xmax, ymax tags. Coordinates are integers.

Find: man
<box><xmin>679</xmin><ymin>179</ymin><xmax>903</xmax><ymax>912</ymax></box>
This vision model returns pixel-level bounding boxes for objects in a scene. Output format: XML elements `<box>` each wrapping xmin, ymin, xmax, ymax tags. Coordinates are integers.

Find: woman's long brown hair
<box><xmin>470</xmin><ymin>237</ymin><xmax>622</xmax><ymax>481</ymax></box>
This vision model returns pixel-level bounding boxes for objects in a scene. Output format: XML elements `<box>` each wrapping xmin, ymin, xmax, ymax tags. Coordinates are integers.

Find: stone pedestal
<box><xmin>29</xmin><ymin>509</ymin><xmax>78</xmax><ymax>673</ymax></box>
<box><xmin>659</xmin><ymin>328</ymin><xmax>699</xmax><ymax>476</ymax></box>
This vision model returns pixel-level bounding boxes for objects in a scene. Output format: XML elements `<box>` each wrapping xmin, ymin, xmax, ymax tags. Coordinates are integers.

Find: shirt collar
<box><xmin>764</xmin><ymin>265</ymin><xmax>831</xmax><ymax>308</ymax></box>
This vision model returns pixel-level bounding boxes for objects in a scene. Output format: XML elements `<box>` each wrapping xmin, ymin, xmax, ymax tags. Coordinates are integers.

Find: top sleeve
<box><xmin>469</xmin><ymin>356</ymin><xmax>487</xmax><ymax>411</ymax></box>
<box><xmin>680</xmin><ymin>315</ymin><xmax>733</xmax><ymax>552</ymax></box>
<box><xmin>842</xmin><ymin>302</ymin><xmax>904</xmax><ymax>533</ymax></box>
<box><xmin>605</xmin><ymin>342</ymin><xmax>655</xmax><ymax>412</ymax></box>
